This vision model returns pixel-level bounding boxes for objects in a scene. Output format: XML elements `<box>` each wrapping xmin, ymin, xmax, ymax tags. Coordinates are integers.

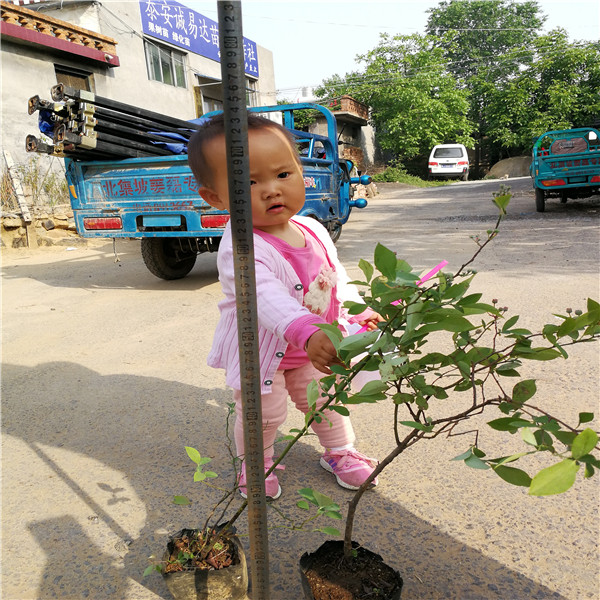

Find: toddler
<box><xmin>188</xmin><ymin>113</ymin><xmax>380</xmax><ymax>499</ymax></box>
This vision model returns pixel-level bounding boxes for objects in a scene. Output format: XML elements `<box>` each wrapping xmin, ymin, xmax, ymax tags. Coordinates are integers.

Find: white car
<box><xmin>428</xmin><ymin>144</ymin><xmax>469</xmax><ymax>180</ymax></box>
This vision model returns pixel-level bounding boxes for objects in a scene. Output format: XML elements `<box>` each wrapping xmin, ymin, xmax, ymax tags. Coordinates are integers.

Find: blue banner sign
<box><xmin>139</xmin><ymin>0</ymin><xmax>259</xmax><ymax>77</ymax></box>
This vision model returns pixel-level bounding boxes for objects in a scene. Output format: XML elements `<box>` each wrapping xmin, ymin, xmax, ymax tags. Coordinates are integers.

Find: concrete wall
<box><xmin>1</xmin><ymin>1</ymin><xmax>276</xmax><ymax>170</ymax></box>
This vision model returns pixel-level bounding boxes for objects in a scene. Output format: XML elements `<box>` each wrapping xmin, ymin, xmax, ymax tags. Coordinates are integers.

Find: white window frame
<box><xmin>144</xmin><ymin>39</ymin><xmax>187</xmax><ymax>88</ymax></box>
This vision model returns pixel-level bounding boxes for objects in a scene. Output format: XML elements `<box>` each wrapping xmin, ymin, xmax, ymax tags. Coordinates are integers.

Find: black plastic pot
<box><xmin>299</xmin><ymin>540</ymin><xmax>403</xmax><ymax>600</ymax></box>
<box><xmin>162</xmin><ymin>529</ymin><xmax>248</xmax><ymax>600</ymax></box>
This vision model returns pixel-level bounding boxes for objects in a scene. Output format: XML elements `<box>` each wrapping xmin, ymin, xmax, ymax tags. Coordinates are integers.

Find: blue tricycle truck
<box><xmin>61</xmin><ymin>103</ymin><xmax>370</xmax><ymax>279</ymax></box>
<box><xmin>530</xmin><ymin>127</ymin><xmax>600</xmax><ymax>212</ymax></box>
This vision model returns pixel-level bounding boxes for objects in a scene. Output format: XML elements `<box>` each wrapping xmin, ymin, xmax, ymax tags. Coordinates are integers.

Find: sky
<box><xmin>184</xmin><ymin>0</ymin><xmax>600</xmax><ymax>99</ymax></box>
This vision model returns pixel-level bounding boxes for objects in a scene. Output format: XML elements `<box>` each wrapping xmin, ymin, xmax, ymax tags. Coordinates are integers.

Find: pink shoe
<box><xmin>238</xmin><ymin>458</ymin><xmax>283</xmax><ymax>500</ymax></box>
<box><xmin>320</xmin><ymin>449</ymin><xmax>378</xmax><ymax>490</ymax></box>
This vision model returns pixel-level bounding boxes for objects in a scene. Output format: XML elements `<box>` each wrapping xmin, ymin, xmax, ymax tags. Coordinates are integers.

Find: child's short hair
<box><xmin>188</xmin><ymin>112</ymin><xmax>300</xmax><ymax>188</ymax></box>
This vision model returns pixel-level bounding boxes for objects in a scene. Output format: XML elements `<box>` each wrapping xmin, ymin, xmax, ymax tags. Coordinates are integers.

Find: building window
<box><xmin>203</xmin><ymin>96</ymin><xmax>223</xmax><ymax>114</ymax></box>
<box><xmin>55</xmin><ymin>65</ymin><xmax>94</xmax><ymax>92</ymax></box>
<box><xmin>246</xmin><ymin>78</ymin><xmax>258</xmax><ymax>107</ymax></box>
<box><xmin>144</xmin><ymin>40</ymin><xmax>186</xmax><ymax>88</ymax></box>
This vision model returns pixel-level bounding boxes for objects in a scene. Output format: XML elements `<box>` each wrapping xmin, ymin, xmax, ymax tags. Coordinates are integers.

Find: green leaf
<box><xmin>529</xmin><ymin>459</ymin><xmax>580</xmax><ymax>496</ymax></box>
<box><xmin>315</xmin><ymin>527</ymin><xmax>341</xmax><ymax>537</ymax></box>
<box><xmin>312</xmin><ymin>490</ymin><xmax>335</xmax><ymax>507</ymax></box>
<box><xmin>173</xmin><ymin>495</ymin><xmax>191</xmax><ymax>505</ymax></box>
<box><xmin>493</xmin><ymin>193</ymin><xmax>511</xmax><ymax>214</ymax></box>
<box><xmin>330</xmin><ymin>405</ymin><xmax>350</xmax><ymax>417</ymax></box>
<box><xmin>451</xmin><ymin>448</ymin><xmax>474</xmax><ymax>461</ymax></box>
<box><xmin>143</xmin><ymin>565</ymin><xmax>161</xmax><ymax>577</ymax></box>
<box><xmin>464</xmin><ymin>454</ymin><xmax>490</xmax><ymax>470</ymax></box>
<box><xmin>520</xmin><ymin>427</ymin><xmax>538</xmax><ymax>447</ymax></box>
<box><xmin>356</xmin><ymin>379</ymin><xmax>387</xmax><ymax>396</ymax></box>
<box><xmin>502</xmin><ymin>315</ymin><xmax>519</xmax><ymax>331</ymax></box>
<box><xmin>306</xmin><ymin>379</ymin><xmax>319</xmax><ymax>409</ymax></box>
<box><xmin>393</xmin><ymin>392</ymin><xmax>414</xmax><ymax>404</ymax></box>
<box><xmin>494</xmin><ymin>465</ymin><xmax>532</xmax><ymax>487</ymax></box>
<box><xmin>374</xmin><ymin>243</ymin><xmax>398</xmax><ymax>280</ymax></box>
<box><xmin>419</xmin><ymin>315</ymin><xmax>474</xmax><ymax>334</ymax></box>
<box><xmin>324</xmin><ymin>510</ymin><xmax>343</xmax><ymax>520</ymax></box>
<box><xmin>490</xmin><ymin>452</ymin><xmax>532</xmax><ymax>466</ymax></box>
<box><xmin>338</xmin><ymin>329</ymin><xmax>379</xmax><ymax>358</ymax></box>
<box><xmin>487</xmin><ymin>417</ymin><xmax>529</xmax><ymax>432</ymax></box>
<box><xmin>524</xmin><ymin>348</ymin><xmax>562</xmax><ymax>361</ymax></box>
<box><xmin>185</xmin><ymin>446</ymin><xmax>204</xmax><ymax>465</ymax></box>
<box><xmin>571</xmin><ymin>428</ymin><xmax>599</xmax><ymax>460</ymax></box>
<box><xmin>358</xmin><ymin>258</ymin><xmax>374</xmax><ymax>282</ymax></box>
<box><xmin>552</xmin><ymin>430</ymin><xmax>577</xmax><ymax>446</ymax></box>
<box><xmin>344</xmin><ymin>392</ymin><xmax>384</xmax><ymax>404</ymax></box>
<box><xmin>400</xmin><ymin>420</ymin><xmax>431</xmax><ymax>431</ymax></box>
<box><xmin>344</xmin><ymin>301</ymin><xmax>370</xmax><ymax>316</ymax></box>
<box><xmin>328</xmin><ymin>364</ymin><xmax>349</xmax><ymax>376</ymax></box>
<box><xmin>315</xmin><ymin>323</ymin><xmax>344</xmax><ymax>347</ymax></box>
<box><xmin>512</xmin><ymin>380</ymin><xmax>537</xmax><ymax>404</ymax></box>
<box><xmin>297</xmin><ymin>500</ymin><xmax>310</xmax><ymax>510</ymax></box>
<box><xmin>578</xmin><ymin>412</ymin><xmax>594</xmax><ymax>425</ymax></box>
<box><xmin>579</xmin><ymin>455</ymin><xmax>600</xmax><ymax>468</ymax></box>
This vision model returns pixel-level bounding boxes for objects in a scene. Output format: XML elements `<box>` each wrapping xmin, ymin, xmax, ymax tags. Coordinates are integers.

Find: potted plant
<box><xmin>144</xmin><ymin>405</ymin><xmax>344</xmax><ymax>600</ymax></box>
<box><xmin>143</xmin><ymin>433</ymin><xmax>250</xmax><ymax>600</ymax></box>
<box><xmin>294</xmin><ymin>191</ymin><xmax>599</xmax><ymax>599</ymax></box>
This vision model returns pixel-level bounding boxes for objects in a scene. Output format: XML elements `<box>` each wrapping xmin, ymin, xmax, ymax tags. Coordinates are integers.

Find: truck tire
<box><xmin>141</xmin><ymin>238</ymin><xmax>197</xmax><ymax>280</ymax></box>
<box><xmin>327</xmin><ymin>221</ymin><xmax>342</xmax><ymax>243</ymax></box>
<box><xmin>535</xmin><ymin>188</ymin><xmax>546</xmax><ymax>213</ymax></box>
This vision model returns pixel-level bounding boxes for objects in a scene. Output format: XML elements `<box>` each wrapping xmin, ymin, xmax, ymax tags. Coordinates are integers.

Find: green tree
<box><xmin>484</xmin><ymin>31</ymin><xmax>600</xmax><ymax>152</ymax></box>
<box><xmin>426</xmin><ymin>0</ymin><xmax>546</xmax><ymax>170</ymax></box>
<box><xmin>425</xmin><ymin>0</ymin><xmax>545</xmax><ymax>83</ymax></box>
<box><xmin>316</xmin><ymin>33</ymin><xmax>474</xmax><ymax>162</ymax></box>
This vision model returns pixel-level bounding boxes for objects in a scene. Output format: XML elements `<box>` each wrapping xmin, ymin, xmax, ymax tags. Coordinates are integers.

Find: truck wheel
<box><xmin>327</xmin><ymin>221</ymin><xmax>342</xmax><ymax>243</ymax></box>
<box><xmin>535</xmin><ymin>188</ymin><xmax>546</xmax><ymax>212</ymax></box>
<box><xmin>560</xmin><ymin>191</ymin><xmax>568</xmax><ymax>203</ymax></box>
<box><xmin>141</xmin><ymin>238</ymin><xmax>197</xmax><ymax>280</ymax></box>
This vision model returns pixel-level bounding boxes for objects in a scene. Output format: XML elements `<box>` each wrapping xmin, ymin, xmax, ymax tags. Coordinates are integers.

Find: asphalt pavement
<box><xmin>2</xmin><ymin>177</ymin><xmax>599</xmax><ymax>599</ymax></box>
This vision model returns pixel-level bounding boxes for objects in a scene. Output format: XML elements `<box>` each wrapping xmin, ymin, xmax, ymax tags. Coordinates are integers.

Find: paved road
<box><xmin>2</xmin><ymin>177</ymin><xmax>599</xmax><ymax>599</ymax></box>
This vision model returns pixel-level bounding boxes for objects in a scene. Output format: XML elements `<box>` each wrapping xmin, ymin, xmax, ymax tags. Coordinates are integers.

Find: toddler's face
<box><xmin>198</xmin><ymin>127</ymin><xmax>305</xmax><ymax>234</ymax></box>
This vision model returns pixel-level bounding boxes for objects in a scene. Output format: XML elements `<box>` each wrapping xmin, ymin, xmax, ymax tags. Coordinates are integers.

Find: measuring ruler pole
<box><xmin>217</xmin><ymin>2</ymin><xmax>270</xmax><ymax>599</ymax></box>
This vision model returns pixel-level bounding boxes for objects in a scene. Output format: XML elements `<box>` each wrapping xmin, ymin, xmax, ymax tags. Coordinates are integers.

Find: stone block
<box><xmin>2</xmin><ymin>218</ymin><xmax>23</xmax><ymax>229</ymax></box>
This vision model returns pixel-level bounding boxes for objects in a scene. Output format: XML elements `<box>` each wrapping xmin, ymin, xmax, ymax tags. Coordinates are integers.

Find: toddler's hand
<box><xmin>305</xmin><ymin>330</ymin><xmax>341</xmax><ymax>375</ymax></box>
<box><xmin>358</xmin><ymin>312</ymin><xmax>384</xmax><ymax>332</ymax></box>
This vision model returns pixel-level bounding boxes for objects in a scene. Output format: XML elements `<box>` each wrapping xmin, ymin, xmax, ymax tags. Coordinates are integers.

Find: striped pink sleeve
<box><xmin>284</xmin><ymin>313</ymin><xmax>327</xmax><ymax>351</ymax></box>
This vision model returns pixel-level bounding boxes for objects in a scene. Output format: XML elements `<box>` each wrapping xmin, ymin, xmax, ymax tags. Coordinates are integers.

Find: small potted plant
<box><xmin>144</xmin><ymin>405</ymin><xmax>344</xmax><ymax>600</ymax></box>
<box><xmin>295</xmin><ymin>191</ymin><xmax>599</xmax><ymax>599</ymax></box>
<box><xmin>144</xmin><ymin>437</ymin><xmax>250</xmax><ymax>600</ymax></box>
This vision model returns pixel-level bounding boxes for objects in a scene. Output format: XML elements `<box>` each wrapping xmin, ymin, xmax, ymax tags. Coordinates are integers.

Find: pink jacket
<box><xmin>207</xmin><ymin>215</ymin><xmax>365</xmax><ymax>393</ymax></box>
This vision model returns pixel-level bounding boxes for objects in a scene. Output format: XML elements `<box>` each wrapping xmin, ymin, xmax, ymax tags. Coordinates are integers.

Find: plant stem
<box><xmin>343</xmin><ymin>428</ymin><xmax>422</xmax><ymax>558</ymax></box>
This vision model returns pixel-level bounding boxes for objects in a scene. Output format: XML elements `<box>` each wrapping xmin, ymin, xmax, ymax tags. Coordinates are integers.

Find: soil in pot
<box><xmin>300</xmin><ymin>540</ymin><xmax>403</xmax><ymax>600</ymax></box>
<box><xmin>162</xmin><ymin>528</ymin><xmax>248</xmax><ymax>600</ymax></box>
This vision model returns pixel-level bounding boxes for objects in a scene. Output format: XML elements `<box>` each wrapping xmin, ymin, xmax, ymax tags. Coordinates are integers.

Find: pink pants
<box><xmin>233</xmin><ymin>362</ymin><xmax>355</xmax><ymax>460</ymax></box>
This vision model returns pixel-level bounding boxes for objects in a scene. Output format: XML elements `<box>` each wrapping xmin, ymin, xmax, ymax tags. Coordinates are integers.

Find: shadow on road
<box><xmin>2</xmin><ymin>361</ymin><xmax>570</xmax><ymax>599</ymax></box>
<box><xmin>1</xmin><ymin>239</ymin><xmax>219</xmax><ymax>291</ymax></box>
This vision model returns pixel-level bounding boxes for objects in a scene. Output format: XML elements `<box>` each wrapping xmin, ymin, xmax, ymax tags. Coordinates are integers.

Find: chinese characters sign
<box><xmin>139</xmin><ymin>0</ymin><xmax>259</xmax><ymax>77</ymax></box>
<box><xmin>96</xmin><ymin>174</ymin><xmax>198</xmax><ymax>202</ymax></box>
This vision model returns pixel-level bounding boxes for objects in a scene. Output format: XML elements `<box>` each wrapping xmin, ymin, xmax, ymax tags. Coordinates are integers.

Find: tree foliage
<box><xmin>425</xmin><ymin>0</ymin><xmax>545</xmax><ymax>84</ymax></box>
<box><xmin>314</xmin><ymin>0</ymin><xmax>600</xmax><ymax>171</ymax></box>
<box><xmin>316</xmin><ymin>33</ymin><xmax>474</xmax><ymax>159</ymax></box>
<box><xmin>484</xmin><ymin>31</ymin><xmax>600</xmax><ymax>150</ymax></box>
